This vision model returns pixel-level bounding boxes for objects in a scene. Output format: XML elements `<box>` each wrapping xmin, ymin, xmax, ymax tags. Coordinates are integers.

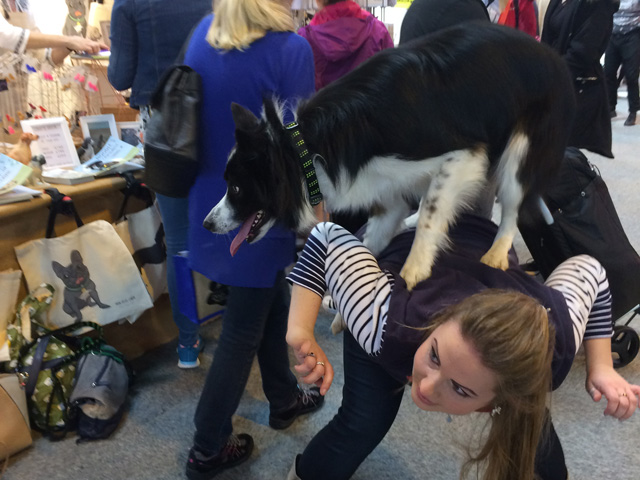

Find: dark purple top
<box><xmin>373</xmin><ymin>215</ymin><xmax>575</xmax><ymax>390</ymax></box>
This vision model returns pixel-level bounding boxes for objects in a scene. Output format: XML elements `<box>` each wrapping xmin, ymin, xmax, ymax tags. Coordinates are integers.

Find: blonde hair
<box><xmin>207</xmin><ymin>0</ymin><xmax>295</xmax><ymax>51</ymax></box>
<box><xmin>422</xmin><ymin>290</ymin><xmax>555</xmax><ymax>480</ymax></box>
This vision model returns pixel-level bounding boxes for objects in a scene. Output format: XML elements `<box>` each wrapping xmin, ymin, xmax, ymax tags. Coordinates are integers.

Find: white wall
<box><xmin>29</xmin><ymin>0</ymin><xmax>66</xmax><ymax>34</ymax></box>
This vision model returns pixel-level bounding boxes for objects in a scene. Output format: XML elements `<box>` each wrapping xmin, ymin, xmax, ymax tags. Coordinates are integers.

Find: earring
<box><xmin>490</xmin><ymin>405</ymin><xmax>502</xmax><ymax>417</ymax></box>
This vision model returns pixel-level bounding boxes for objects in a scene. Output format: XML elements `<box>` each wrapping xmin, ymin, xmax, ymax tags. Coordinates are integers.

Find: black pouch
<box><xmin>144</xmin><ymin>65</ymin><xmax>202</xmax><ymax>198</ymax></box>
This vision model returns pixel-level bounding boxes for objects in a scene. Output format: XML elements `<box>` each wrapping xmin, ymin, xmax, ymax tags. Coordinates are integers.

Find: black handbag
<box><xmin>144</xmin><ymin>64</ymin><xmax>202</xmax><ymax>198</ymax></box>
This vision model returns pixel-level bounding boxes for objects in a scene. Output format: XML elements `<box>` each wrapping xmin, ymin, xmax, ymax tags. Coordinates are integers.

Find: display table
<box><xmin>0</xmin><ymin>175</ymin><xmax>178</xmax><ymax>359</ymax></box>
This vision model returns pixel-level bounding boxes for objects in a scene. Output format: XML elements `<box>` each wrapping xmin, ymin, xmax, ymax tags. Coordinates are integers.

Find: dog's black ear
<box><xmin>231</xmin><ymin>103</ymin><xmax>260</xmax><ymax>132</ymax></box>
<box><xmin>52</xmin><ymin>261</ymin><xmax>65</xmax><ymax>278</ymax></box>
<box><xmin>263</xmin><ymin>97</ymin><xmax>283</xmax><ymax>130</ymax></box>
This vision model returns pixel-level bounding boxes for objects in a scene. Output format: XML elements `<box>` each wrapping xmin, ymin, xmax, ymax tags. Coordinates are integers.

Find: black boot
<box><xmin>625</xmin><ymin>111</ymin><xmax>636</xmax><ymax>126</ymax></box>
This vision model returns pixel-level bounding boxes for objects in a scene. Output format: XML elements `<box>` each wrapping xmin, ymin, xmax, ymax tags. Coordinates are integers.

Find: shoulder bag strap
<box><xmin>116</xmin><ymin>172</ymin><xmax>154</xmax><ymax>219</ymax></box>
<box><xmin>16</xmin><ymin>321</ymin><xmax>104</xmax><ymax>386</ymax></box>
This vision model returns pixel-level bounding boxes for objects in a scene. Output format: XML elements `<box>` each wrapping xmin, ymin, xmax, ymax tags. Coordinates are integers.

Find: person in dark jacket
<box><xmin>399</xmin><ymin>0</ymin><xmax>490</xmax><ymax>44</ymax></box>
<box><xmin>604</xmin><ymin>0</ymin><xmax>640</xmax><ymax>126</ymax></box>
<box><xmin>541</xmin><ymin>0</ymin><xmax>620</xmax><ymax>158</ymax></box>
<box><xmin>284</xmin><ymin>216</ymin><xmax>640</xmax><ymax>480</ymax></box>
<box><xmin>399</xmin><ymin>0</ymin><xmax>496</xmax><ymax>219</ymax></box>
<box><xmin>107</xmin><ymin>0</ymin><xmax>211</xmax><ymax>368</ymax></box>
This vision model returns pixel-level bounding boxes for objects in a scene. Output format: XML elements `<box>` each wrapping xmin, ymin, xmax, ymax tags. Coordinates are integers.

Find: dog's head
<box><xmin>203</xmin><ymin>99</ymin><xmax>314</xmax><ymax>256</ymax></box>
<box><xmin>20</xmin><ymin>133</ymin><xmax>38</xmax><ymax>144</ymax></box>
<box><xmin>52</xmin><ymin>250</ymin><xmax>89</xmax><ymax>288</ymax></box>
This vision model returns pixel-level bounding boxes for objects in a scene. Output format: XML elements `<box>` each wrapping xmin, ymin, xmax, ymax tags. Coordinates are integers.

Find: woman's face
<box><xmin>411</xmin><ymin>320</ymin><xmax>498</xmax><ymax>415</ymax></box>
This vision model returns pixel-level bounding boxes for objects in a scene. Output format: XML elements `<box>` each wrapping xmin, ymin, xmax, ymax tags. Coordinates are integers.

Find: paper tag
<box><xmin>22</xmin><ymin>55</ymin><xmax>39</xmax><ymax>74</ymax></box>
<box><xmin>85</xmin><ymin>74</ymin><xmax>99</xmax><ymax>92</ymax></box>
<box><xmin>41</xmin><ymin>63</ymin><xmax>54</xmax><ymax>81</ymax></box>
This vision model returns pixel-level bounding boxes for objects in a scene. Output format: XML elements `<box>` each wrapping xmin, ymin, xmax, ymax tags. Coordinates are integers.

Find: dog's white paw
<box><xmin>480</xmin><ymin>250</ymin><xmax>509</xmax><ymax>270</ymax></box>
<box><xmin>331</xmin><ymin>312</ymin><xmax>346</xmax><ymax>335</ymax></box>
<box><xmin>322</xmin><ymin>294</ymin><xmax>337</xmax><ymax>314</ymax></box>
<box><xmin>400</xmin><ymin>262</ymin><xmax>432</xmax><ymax>292</ymax></box>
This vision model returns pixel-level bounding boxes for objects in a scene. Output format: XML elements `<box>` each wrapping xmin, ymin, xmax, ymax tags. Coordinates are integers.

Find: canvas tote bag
<box><xmin>15</xmin><ymin>218</ymin><xmax>153</xmax><ymax>329</ymax></box>
<box><xmin>113</xmin><ymin>176</ymin><xmax>167</xmax><ymax>305</ymax></box>
<box><xmin>0</xmin><ymin>373</ymin><xmax>32</xmax><ymax>464</ymax></box>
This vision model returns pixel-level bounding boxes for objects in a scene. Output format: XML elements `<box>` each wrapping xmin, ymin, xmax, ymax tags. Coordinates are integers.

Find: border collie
<box><xmin>203</xmin><ymin>23</ymin><xmax>575</xmax><ymax>290</ymax></box>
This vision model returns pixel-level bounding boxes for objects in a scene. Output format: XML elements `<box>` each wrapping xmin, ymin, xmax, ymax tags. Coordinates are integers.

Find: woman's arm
<box><xmin>286</xmin><ymin>284</ymin><xmax>334</xmax><ymax>395</ymax></box>
<box><xmin>584</xmin><ymin>337</ymin><xmax>640</xmax><ymax>420</ymax></box>
<box><xmin>26</xmin><ymin>32</ymin><xmax>108</xmax><ymax>65</ymax></box>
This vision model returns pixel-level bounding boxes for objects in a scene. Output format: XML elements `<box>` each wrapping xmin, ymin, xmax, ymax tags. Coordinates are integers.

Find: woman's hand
<box><xmin>586</xmin><ymin>365</ymin><xmax>640</xmax><ymax>420</ymax></box>
<box><xmin>66</xmin><ymin>36</ymin><xmax>109</xmax><ymax>54</ymax></box>
<box><xmin>287</xmin><ymin>328</ymin><xmax>334</xmax><ymax>396</ymax></box>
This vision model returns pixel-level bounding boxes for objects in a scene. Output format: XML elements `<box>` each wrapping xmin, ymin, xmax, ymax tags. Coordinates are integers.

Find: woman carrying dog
<box><xmin>285</xmin><ymin>215</ymin><xmax>640</xmax><ymax>480</ymax></box>
<box><xmin>183</xmin><ymin>1</ymin><xmax>323</xmax><ymax>479</ymax></box>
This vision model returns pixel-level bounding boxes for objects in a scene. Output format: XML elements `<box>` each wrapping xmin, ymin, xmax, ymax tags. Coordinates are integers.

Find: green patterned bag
<box><xmin>8</xmin><ymin>285</ymin><xmax>103</xmax><ymax>438</ymax></box>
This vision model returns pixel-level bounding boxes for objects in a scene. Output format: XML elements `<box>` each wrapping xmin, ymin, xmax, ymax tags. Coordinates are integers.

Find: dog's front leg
<box><xmin>64</xmin><ymin>296</ymin><xmax>83</xmax><ymax>322</ymax></box>
<box><xmin>363</xmin><ymin>203</ymin><xmax>410</xmax><ymax>256</ymax></box>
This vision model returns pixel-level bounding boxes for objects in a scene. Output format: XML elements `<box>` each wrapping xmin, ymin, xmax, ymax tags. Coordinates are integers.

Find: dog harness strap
<box><xmin>284</xmin><ymin>121</ymin><xmax>323</xmax><ymax>206</ymax></box>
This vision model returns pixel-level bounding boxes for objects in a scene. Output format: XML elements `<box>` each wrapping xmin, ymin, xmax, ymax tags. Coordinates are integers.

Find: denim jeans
<box><xmin>155</xmin><ymin>193</ymin><xmax>199</xmax><ymax>346</ymax></box>
<box><xmin>193</xmin><ymin>271</ymin><xmax>299</xmax><ymax>454</ymax></box>
<box><xmin>297</xmin><ymin>332</ymin><xmax>405</xmax><ymax>480</ymax></box>
<box><xmin>296</xmin><ymin>334</ymin><xmax>567</xmax><ymax>480</ymax></box>
<box><xmin>605</xmin><ymin>29</ymin><xmax>640</xmax><ymax>113</ymax></box>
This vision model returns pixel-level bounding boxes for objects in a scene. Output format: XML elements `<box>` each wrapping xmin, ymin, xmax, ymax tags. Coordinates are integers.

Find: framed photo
<box><xmin>80</xmin><ymin>114</ymin><xmax>118</xmax><ymax>154</ymax></box>
<box><xmin>20</xmin><ymin>117</ymin><xmax>80</xmax><ymax>170</ymax></box>
<box><xmin>117</xmin><ymin>121</ymin><xmax>142</xmax><ymax>147</ymax></box>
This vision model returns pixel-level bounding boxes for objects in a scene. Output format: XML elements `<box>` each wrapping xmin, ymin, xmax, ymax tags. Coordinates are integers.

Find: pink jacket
<box><xmin>298</xmin><ymin>1</ymin><xmax>394</xmax><ymax>90</ymax></box>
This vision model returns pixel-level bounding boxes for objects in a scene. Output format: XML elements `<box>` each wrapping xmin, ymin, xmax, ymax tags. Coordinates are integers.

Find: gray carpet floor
<box><xmin>4</xmin><ymin>97</ymin><xmax>640</xmax><ymax>480</ymax></box>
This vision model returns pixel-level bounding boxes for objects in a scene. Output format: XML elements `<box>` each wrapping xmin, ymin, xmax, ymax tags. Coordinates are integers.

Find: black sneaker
<box><xmin>186</xmin><ymin>434</ymin><xmax>254</xmax><ymax>480</ymax></box>
<box><xmin>269</xmin><ymin>386</ymin><xmax>325</xmax><ymax>430</ymax></box>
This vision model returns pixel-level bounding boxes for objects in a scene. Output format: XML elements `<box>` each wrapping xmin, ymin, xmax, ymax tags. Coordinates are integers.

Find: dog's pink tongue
<box><xmin>230</xmin><ymin>212</ymin><xmax>258</xmax><ymax>257</ymax></box>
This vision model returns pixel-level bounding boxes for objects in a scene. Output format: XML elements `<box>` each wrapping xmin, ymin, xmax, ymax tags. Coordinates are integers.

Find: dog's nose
<box><xmin>203</xmin><ymin>218</ymin><xmax>214</xmax><ymax>231</ymax></box>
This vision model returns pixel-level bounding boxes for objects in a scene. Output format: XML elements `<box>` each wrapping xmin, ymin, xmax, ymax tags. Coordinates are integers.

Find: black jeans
<box><xmin>296</xmin><ymin>333</ymin><xmax>567</xmax><ymax>479</ymax></box>
<box><xmin>604</xmin><ymin>29</ymin><xmax>640</xmax><ymax>113</ymax></box>
<box><xmin>192</xmin><ymin>271</ymin><xmax>299</xmax><ymax>454</ymax></box>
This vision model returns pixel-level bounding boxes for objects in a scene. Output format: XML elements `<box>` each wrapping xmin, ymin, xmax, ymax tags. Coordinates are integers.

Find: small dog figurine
<box><xmin>52</xmin><ymin>250</ymin><xmax>110</xmax><ymax>322</ymax></box>
<box><xmin>7</xmin><ymin>133</ymin><xmax>39</xmax><ymax>166</ymax></box>
<box><xmin>77</xmin><ymin>137</ymin><xmax>95</xmax><ymax>163</ymax></box>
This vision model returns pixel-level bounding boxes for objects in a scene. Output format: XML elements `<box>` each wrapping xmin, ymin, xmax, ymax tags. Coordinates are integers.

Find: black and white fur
<box><xmin>204</xmin><ymin>23</ymin><xmax>575</xmax><ymax>290</ymax></box>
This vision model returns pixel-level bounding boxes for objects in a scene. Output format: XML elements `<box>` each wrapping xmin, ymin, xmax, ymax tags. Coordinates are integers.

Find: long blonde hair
<box><xmin>422</xmin><ymin>290</ymin><xmax>555</xmax><ymax>480</ymax></box>
<box><xmin>207</xmin><ymin>0</ymin><xmax>295</xmax><ymax>51</ymax></box>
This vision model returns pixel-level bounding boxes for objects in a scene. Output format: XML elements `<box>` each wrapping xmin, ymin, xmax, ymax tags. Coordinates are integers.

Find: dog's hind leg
<box><xmin>401</xmin><ymin>149</ymin><xmax>488</xmax><ymax>290</ymax></box>
<box><xmin>480</xmin><ymin>132</ymin><xmax>529</xmax><ymax>270</ymax></box>
<box><xmin>363</xmin><ymin>201</ymin><xmax>411</xmax><ymax>256</ymax></box>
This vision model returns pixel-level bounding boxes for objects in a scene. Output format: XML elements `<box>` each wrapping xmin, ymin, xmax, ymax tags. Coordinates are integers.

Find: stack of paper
<box><xmin>42</xmin><ymin>137</ymin><xmax>143</xmax><ymax>185</ymax></box>
<box><xmin>0</xmin><ymin>154</ymin><xmax>43</xmax><ymax>205</ymax></box>
<box><xmin>74</xmin><ymin>136</ymin><xmax>143</xmax><ymax>177</ymax></box>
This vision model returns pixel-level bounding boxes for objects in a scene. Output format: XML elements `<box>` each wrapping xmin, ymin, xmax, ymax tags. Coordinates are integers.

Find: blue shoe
<box><xmin>177</xmin><ymin>336</ymin><xmax>204</xmax><ymax>369</ymax></box>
